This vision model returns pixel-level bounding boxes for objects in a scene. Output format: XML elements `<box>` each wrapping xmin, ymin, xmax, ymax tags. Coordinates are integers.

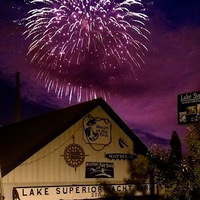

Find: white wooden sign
<box><xmin>14</xmin><ymin>184</ymin><xmax>153</xmax><ymax>200</ymax></box>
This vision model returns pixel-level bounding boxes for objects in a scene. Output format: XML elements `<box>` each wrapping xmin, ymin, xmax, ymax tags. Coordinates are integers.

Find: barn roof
<box><xmin>0</xmin><ymin>98</ymin><xmax>147</xmax><ymax>177</ymax></box>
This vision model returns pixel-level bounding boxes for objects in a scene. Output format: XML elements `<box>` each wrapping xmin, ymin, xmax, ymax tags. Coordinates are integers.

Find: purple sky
<box><xmin>0</xmin><ymin>0</ymin><xmax>200</xmax><ymax>150</ymax></box>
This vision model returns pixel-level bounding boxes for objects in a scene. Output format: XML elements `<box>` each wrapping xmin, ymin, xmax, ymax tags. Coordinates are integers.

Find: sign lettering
<box><xmin>13</xmin><ymin>184</ymin><xmax>155</xmax><ymax>200</ymax></box>
<box><xmin>178</xmin><ymin>91</ymin><xmax>200</xmax><ymax>124</ymax></box>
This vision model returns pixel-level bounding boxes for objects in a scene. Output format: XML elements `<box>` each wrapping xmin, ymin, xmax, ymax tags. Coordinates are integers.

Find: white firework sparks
<box><xmin>24</xmin><ymin>0</ymin><xmax>149</xmax><ymax>101</ymax></box>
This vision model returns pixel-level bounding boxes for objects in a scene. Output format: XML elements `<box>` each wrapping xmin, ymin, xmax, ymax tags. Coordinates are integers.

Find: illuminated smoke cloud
<box><xmin>24</xmin><ymin>0</ymin><xmax>149</xmax><ymax>102</ymax></box>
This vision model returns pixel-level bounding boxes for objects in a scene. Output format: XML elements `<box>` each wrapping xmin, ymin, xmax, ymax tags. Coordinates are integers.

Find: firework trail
<box><xmin>24</xmin><ymin>0</ymin><xmax>149</xmax><ymax>102</ymax></box>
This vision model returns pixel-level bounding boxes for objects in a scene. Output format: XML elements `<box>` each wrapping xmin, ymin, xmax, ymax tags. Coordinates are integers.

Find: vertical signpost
<box><xmin>15</xmin><ymin>71</ymin><xmax>22</xmax><ymax>122</ymax></box>
<box><xmin>178</xmin><ymin>91</ymin><xmax>200</xmax><ymax>124</ymax></box>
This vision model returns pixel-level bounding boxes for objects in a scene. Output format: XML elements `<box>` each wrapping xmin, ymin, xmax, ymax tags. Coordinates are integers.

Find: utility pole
<box><xmin>15</xmin><ymin>71</ymin><xmax>22</xmax><ymax>122</ymax></box>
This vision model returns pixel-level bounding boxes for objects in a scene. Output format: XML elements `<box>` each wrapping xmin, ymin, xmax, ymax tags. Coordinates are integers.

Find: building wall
<box><xmin>3</xmin><ymin>106</ymin><xmax>138</xmax><ymax>200</ymax></box>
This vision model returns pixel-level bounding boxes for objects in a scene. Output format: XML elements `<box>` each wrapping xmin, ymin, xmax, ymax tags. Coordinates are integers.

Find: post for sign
<box><xmin>15</xmin><ymin>71</ymin><xmax>22</xmax><ymax>122</ymax></box>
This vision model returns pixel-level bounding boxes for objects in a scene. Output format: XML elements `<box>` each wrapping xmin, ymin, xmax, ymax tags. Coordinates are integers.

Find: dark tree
<box><xmin>149</xmin><ymin>125</ymin><xmax>200</xmax><ymax>200</ymax></box>
<box><xmin>169</xmin><ymin>131</ymin><xmax>182</xmax><ymax>164</ymax></box>
<box><xmin>148</xmin><ymin>131</ymin><xmax>183</xmax><ymax>189</ymax></box>
<box><xmin>166</xmin><ymin>131</ymin><xmax>183</xmax><ymax>183</ymax></box>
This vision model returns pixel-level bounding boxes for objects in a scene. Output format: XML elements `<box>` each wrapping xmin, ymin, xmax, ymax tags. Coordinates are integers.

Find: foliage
<box><xmin>148</xmin><ymin>131</ymin><xmax>182</xmax><ymax>188</ymax></box>
<box><xmin>101</xmin><ymin>155</ymin><xmax>150</xmax><ymax>198</ymax></box>
<box><xmin>169</xmin><ymin>131</ymin><xmax>182</xmax><ymax>163</ymax></box>
<box><xmin>149</xmin><ymin>125</ymin><xmax>200</xmax><ymax>200</ymax></box>
<box><xmin>125</xmin><ymin>155</ymin><xmax>149</xmax><ymax>184</ymax></box>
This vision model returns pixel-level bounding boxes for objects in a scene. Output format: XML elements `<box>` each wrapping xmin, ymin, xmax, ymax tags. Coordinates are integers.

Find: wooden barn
<box><xmin>0</xmin><ymin>98</ymin><xmax>156</xmax><ymax>200</ymax></box>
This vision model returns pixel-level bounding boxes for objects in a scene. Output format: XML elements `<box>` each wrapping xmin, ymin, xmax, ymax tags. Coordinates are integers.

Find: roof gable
<box><xmin>0</xmin><ymin>98</ymin><xmax>147</xmax><ymax>177</ymax></box>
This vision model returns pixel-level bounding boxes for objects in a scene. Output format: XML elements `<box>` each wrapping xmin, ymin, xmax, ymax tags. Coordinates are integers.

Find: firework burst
<box><xmin>24</xmin><ymin>0</ymin><xmax>149</xmax><ymax>102</ymax></box>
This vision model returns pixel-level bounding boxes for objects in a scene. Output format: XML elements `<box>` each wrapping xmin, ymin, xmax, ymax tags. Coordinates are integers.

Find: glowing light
<box><xmin>24</xmin><ymin>0</ymin><xmax>149</xmax><ymax>101</ymax></box>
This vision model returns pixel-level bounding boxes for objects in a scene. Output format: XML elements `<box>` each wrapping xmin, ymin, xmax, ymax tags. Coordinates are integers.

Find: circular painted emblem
<box><xmin>63</xmin><ymin>143</ymin><xmax>85</xmax><ymax>170</ymax></box>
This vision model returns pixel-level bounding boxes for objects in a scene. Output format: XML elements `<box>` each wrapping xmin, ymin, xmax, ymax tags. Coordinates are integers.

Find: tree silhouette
<box><xmin>169</xmin><ymin>131</ymin><xmax>182</xmax><ymax>164</ymax></box>
<box><xmin>100</xmin><ymin>155</ymin><xmax>155</xmax><ymax>199</ymax></box>
<box><xmin>149</xmin><ymin>125</ymin><xmax>200</xmax><ymax>200</ymax></box>
<box><xmin>148</xmin><ymin>131</ymin><xmax>182</xmax><ymax>190</ymax></box>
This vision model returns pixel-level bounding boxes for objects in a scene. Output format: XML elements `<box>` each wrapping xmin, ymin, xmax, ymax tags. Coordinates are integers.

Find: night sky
<box><xmin>0</xmin><ymin>0</ymin><xmax>200</xmax><ymax>149</ymax></box>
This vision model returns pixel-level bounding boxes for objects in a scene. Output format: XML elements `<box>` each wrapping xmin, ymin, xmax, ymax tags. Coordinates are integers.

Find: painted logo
<box><xmin>118</xmin><ymin>138</ymin><xmax>128</xmax><ymax>148</ymax></box>
<box><xmin>61</xmin><ymin>136</ymin><xmax>88</xmax><ymax>171</ymax></box>
<box><xmin>83</xmin><ymin>114</ymin><xmax>112</xmax><ymax>151</ymax></box>
<box><xmin>85</xmin><ymin>162</ymin><xmax>114</xmax><ymax>178</ymax></box>
<box><xmin>62</xmin><ymin>144</ymin><xmax>85</xmax><ymax>171</ymax></box>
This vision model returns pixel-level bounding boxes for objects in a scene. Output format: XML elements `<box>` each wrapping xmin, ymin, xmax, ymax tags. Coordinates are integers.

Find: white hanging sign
<box><xmin>13</xmin><ymin>183</ymin><xmax>154</xmax><ymax>200</ymax></box>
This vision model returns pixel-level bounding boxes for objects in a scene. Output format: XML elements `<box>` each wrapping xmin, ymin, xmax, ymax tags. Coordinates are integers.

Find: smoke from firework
<box><xmin>24</xmin><ymin>0</ymin><xmax>149</xmax><ymax>101</ymax></box>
